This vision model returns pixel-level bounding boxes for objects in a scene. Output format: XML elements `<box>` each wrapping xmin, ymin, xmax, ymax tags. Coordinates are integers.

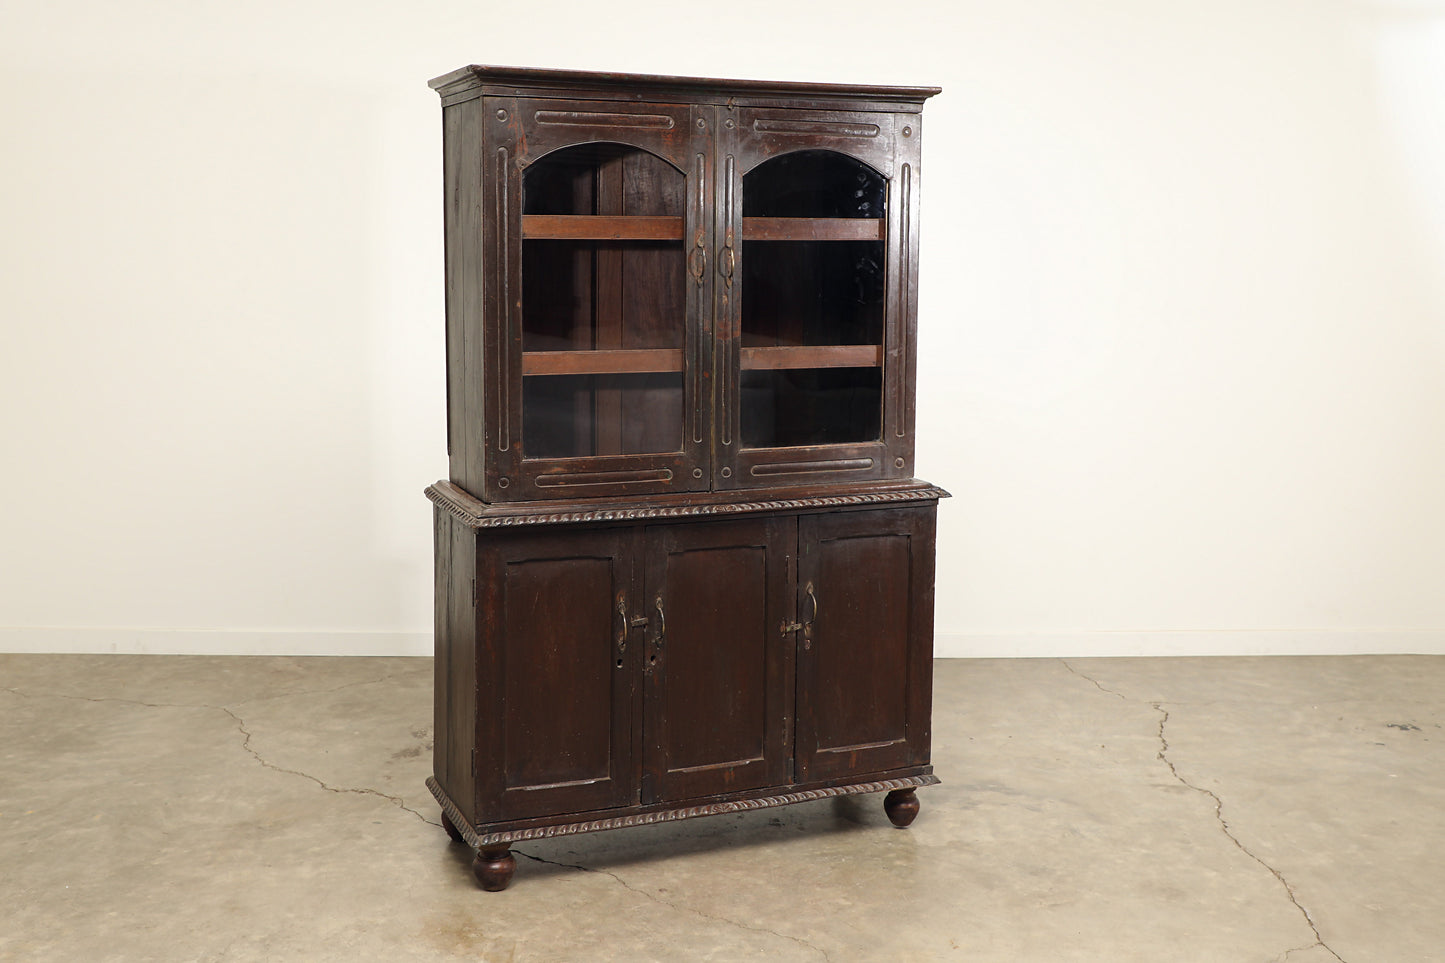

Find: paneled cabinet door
<box><xmin>642</xmin><ymin>516</ymin><xmax>794</xmax><ymax>802</ymax></box>
<box><xmin>487</xmin><ymin>97</ymin><xmax>714</xmax><ymax>501</ymax></box>
<box><xmin>713</xmin><ymin>108</ymin><xmax>921</xmax><ymax>490</ymax></box>
<box><xmin>795</xmin><ymin>507</ymin><xmax>936</xmax><ymax>781</ymax></box>
<box><xmin>477</xmin><ymin>528</ymin><xmax>642</xmax><ymax>820</ymax></box>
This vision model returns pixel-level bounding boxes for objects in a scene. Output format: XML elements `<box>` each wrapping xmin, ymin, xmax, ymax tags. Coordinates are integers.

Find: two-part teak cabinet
<box><xmin>424</xmin><ymin>65</ymin><xmax>944</xmax><ymax>890</ymax></box>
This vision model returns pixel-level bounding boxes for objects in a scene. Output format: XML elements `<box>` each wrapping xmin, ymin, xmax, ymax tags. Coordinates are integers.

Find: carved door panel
<box><xmin>795</xmin><ymin>506</ymin><xmax>936</xmax><ymax>782</ymax></box>
<box><xmin>485</xmin><ymin>97</ymin><xmax>714</xmax><ymax>502</ymax></box>
<box><xmin>713</xmin><ymin>109</ymin><xmax>922</xmax><ymax>490</ymax></box>
<box><xmin>478</xmin><ymin>528</ymin><xmax>642</xmax><ymax>820</ymax></box>
<box><xmin>642</xmin><ymin>516</ymin><xmax>794</xmax><ymax>802</ymax></box>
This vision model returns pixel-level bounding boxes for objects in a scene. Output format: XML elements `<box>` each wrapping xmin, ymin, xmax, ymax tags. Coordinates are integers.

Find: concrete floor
<box><xmin>2</xmin><ymin>655</ymin><xmax>1442</xmax><ymax>962</ymax></box>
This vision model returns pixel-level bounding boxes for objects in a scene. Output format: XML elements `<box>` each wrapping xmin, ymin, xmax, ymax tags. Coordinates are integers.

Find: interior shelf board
<box><xmin>741</xmin><ymin>217</ymin><xmax>885</xmax><ymax>242</ymax></box>
<box><xmin>523</xmin><ymin>348</ymin><xmax>685</xmax><ymax>376</ymax></box>
<box><xmin>522</xmin><ymin>215</ymin><xmax>685</xmax><ymax>240</ymax></box>
<box><xmin>739</xmin><ymin>344</ymin><xmax>884</xmax><ymax>370</ymax></box>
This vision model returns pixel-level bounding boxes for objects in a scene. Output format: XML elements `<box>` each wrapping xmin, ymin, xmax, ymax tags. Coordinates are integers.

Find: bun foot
<box><xmin>472</xmin><ymin>847</ymin><xmax>516</xmax><ymax>891</ymax></box>
<box><xmin>440</xmin><ymin>810</ymin><xmax>465</xmax><ymax>844</ymax></box>
<box><xmin>884</xmin><ymin>788</ymin><xmax>921</xmax><ymax>828</ymax></box>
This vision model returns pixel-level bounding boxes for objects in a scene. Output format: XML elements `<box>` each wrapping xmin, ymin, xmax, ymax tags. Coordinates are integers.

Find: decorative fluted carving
<box><xmin>425</xmin><ymin>482</ymin><xmax>950</xmax><ymax>530</ymax></box>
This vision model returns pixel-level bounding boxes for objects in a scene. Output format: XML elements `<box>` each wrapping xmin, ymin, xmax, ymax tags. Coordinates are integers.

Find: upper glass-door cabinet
<box><xmin>475</xmin><ymin>98</ymin><xmax>711</xmax><ymax>502</ymax></box>
<box><xmin>430</xmin><ymin>67</ymin><xmax>938</xmax><ymax>503</ymax></box>
<box><xmin>715</xmin><ymin>108</ymin><xmax>923</xmax><ymax>490</ymax></box>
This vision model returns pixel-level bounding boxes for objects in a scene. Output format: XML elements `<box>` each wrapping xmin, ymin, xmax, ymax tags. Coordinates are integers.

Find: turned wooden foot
<box><xmin>472</xmin><ymin>847</ymin><xmax>516</xmax><ymax>891</ymax></box>
<box><xmin>440</xmin><ymin>809</ymin><xmax>465</xmax><ymax>844</ymax></box>
<box><xmin>884</xmin><ymin>788</ymin><xmax>921</xmax><ymax>827</ymax></box>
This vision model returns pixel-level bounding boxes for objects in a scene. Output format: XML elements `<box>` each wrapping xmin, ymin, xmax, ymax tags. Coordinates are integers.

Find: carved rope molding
<box><xmin>427</xmin><ymin>775</ymin><xmax>941</xmax><ymax>849</ymax></box>
<box><xmin>425</xmin><ymin>484</ymin><xmax>951</xmax><ymax>530</ymax></box>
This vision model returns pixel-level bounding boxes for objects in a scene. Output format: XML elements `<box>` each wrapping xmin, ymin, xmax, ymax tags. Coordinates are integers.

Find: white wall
<box><xmin>2</xmin><ymin>0</ymin><xmax>1443</xmax><ymax>657</ymax></box>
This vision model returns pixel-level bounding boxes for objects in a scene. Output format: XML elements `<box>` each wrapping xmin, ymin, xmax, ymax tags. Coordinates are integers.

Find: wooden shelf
<box><xmin>741</xmin><ymin>217</ymin><xmax>884</xmax><ymax>242</ymax></box>
<box><xmin>522</xmin><ymin>215</ymin><xmax>684</xmax><ymax>240</ymax></box>
<box><xmin>740</xmin><ymin>345</ymin><xmax>883</xmax><ymax>370</ymax></box>
<box><xmin>523</xmin><ymin>348</ymin><xmax>684</xmax><ymax>376</ymax></box>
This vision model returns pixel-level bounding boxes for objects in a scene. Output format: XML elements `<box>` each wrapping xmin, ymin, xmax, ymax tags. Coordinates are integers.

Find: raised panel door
<box><xmin>642</xmin><ymin>517</ymin><xmax>794</xmax><ymax>802</ymax></box>
<box><xmin>795</xmin><ymin>506</ymin><xmax>936</xmax><ymax>781</ymax></box>
<box><xmin>477</xmin><ymin>528</ymin><xmax>641</xmax><ymax>819</ymax></box>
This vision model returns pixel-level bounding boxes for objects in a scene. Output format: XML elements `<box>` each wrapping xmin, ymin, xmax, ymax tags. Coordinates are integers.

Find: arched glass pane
<box><xmin>520</xmin><ymin>144</ymin><xmax>686</xmax><ymax>459</ymax></box>
<box><xmin>740</xmin><ymin>151</ymin><xmax>886</xmax><ymax>449</ymax></box>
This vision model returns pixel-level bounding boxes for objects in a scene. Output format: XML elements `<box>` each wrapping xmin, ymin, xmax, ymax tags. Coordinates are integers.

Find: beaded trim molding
<box><xmin>426</xmin><ymin>774</ymin><xmax>941</xmax><ymax>849</ymax></box>
<box><xmin>425</xmin><ymin>483</ymin><xmax>950</xmax><ymax>530</ymax></box>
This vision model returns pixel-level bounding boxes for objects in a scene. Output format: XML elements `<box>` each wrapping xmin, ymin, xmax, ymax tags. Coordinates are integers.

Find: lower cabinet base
<box><xmin>427</xmin><ymin>772</ymin><xmax>940</xmax><ymax>891</ymax></box>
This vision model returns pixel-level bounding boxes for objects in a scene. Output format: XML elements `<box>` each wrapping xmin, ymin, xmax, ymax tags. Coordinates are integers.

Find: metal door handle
<box><xmin>688</xmin><ymin>230</ymin><xmax>706</xmax><ymax>286</ymax></box>
<box><xmin>615</xmin><ymin>597</ymin><xmax>628</xmax><ymax>654</ymax></box>
<box><xmin>654</xmin><ymin>596</ymin><xmax>666</xmax><ymax>648</ymax></box>
<box><xmin>804</xmin><ymin>582</ymin><xmax>818</xmax><ymax>627</ymax></box>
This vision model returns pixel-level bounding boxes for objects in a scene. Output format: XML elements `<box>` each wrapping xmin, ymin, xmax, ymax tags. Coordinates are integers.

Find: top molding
<box><xmin>428</xmin><ymin>64</ymin><xmax>943</xmax><ymax>110</ymax></box>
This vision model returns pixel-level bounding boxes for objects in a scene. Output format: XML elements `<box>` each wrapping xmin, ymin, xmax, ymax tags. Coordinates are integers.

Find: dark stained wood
<box><xmin>430</xmin><ymin>66</ymin><xmax>942</xmax><ymax>891</ymax></box>
<box><xmin>431</xmin><ymin>508</ymin><xmax>479</xmax><ymax>827</ymax></box>
<box><xmin>440</xmin><ymin>809</ymin><xmax>466</xmax><ymax>843</ymax></box>
<box><xmin>643</xmin><ymin>516</ymin><xmax>793</xmax><ymax>802</ymax></box>
<box><xmin>883</xmin><ymin>788</ymin><xmax>920</xmax><ymax>827</ymax></box>
<box><xmin>741</xmin><ymin>217</ymin><xmax>884</xmax><ymax>242</ymax></box>
<box><xmin>477</xmin><ymin>528</ymin><xmax>640</xmax><ymax>821</ymax></box>
<box><xmin>740</xmin><ymin>345</ymin><xmax>882</xmax><ymax>371</ymax></box>
<box><xmin>795</xmin><ymin>506</ymin><xmax>937</xmax><ymax>781</ymax></box>
<box><xmin>428</xmin><ymin>64</ymin><xmax>943</xmax><ymax>111</ymax></box>
<box><xmin>521</xmin><ymin>214</ymin><xmax>684</xmax><ymax>240</ymax></box>
<box><xmin>430</xmin><ymin>773</ymin><xmax>938</xmax><ymax>846</ymax></box>
<box><xmin>472</xmin><ymin>848</ymin><xmax>516</xmax><ymax>891</ymax></box>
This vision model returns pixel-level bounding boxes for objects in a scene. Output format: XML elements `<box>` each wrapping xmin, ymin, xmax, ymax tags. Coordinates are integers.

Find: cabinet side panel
<box><xmin>433</xmin><ymin>508</ymin><xmax>478</xmax><ymax>823</ymax></box>
<box><xmin>906</xmin><ymin>505</ymin><xmax>937</xmax><ymax>766</ymax></box>
<box><xmin>444</xmin><ymin>97</ymin><xmax>487</xmax><ymax>492</ymax></box>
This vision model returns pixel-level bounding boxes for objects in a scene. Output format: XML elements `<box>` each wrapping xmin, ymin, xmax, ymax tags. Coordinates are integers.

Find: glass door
<box><xmin>716</xmin><ymin>110</ymin><xmax>916</xmax><ymax>489</ymax></box>
<box><xmin>491</xmin><ymin>98</ymin><xmax>711</xmax><ymax>501</ymax></box>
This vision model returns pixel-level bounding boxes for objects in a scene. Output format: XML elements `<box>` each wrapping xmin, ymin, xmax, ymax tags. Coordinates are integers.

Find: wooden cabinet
<box><xmin>426</xmin><ymin>65</ymin><xmax>944</xmax><ymax>890</ymax></box>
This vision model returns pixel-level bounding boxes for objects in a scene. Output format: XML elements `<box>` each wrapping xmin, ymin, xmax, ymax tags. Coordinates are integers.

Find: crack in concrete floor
<box><xmin>511</xmin><ymin>848</ymin><xmax>833</xmax><ymax>962</ymax></box>
<box><xmin>1059</xmin><ymin>661</ymin><xmax>1347</xmax><ymax>963</ymax></box>
<box><xmin>8</xmin><ymin>680</ymin><xmax>824</xmax><ymax>956</ymax></box>
<box><xmin>1</xmin><ymin>682</ymin><xmax>439</xmax><ymax>829</ymax></box>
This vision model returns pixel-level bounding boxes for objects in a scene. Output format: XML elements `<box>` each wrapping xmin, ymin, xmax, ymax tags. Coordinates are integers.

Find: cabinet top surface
<box><xmin>428</xmin><ymin>64</ymin><xmax>942</xmax><ymax>105</ymax></box>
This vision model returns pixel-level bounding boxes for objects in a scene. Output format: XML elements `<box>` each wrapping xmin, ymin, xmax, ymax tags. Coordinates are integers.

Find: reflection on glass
<box><xmin>521</xmin><ymin>143</ymin><xmax>686</xmax><ymax>459</ymax></box>
<box><xmin>524</xmin><ymin>373</ymin><xmax>683</xmax><ymax>459</ymax></box>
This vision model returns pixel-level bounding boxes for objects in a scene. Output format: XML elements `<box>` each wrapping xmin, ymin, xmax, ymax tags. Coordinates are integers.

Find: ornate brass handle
<box><xmin>719</xmin><ymin>226</ymin><xmax>735</xmax><ymax>287</ymax></box>
<box><xmin>688</xmin><ymin>229</ymin><xmax>706</xmax><ymax>286</ymax></box>
<box><xmin>654</xmin><ymin>596</ymin><xmax>666</xmax><ymax>648</ymax></box>
<box><xmin>804</xmin><ymin>582</ymin><xmax>818</xmax><ymax>627</ymax></box>
<box><xmin>615</xmin><ymin>597</ymin><xmax>628</xmax><ymax>653</ymax></box>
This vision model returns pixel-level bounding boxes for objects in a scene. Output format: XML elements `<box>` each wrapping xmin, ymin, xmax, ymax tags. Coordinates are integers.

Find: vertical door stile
<box><xmin>712</xmin><ymin>110</ymin><xmax>739</xmax><ymax>488</ymax></box>
<box><xmin>688</xmin><ymin>106</ymin><xmax>713</xmax><ymax>489</ymax></box>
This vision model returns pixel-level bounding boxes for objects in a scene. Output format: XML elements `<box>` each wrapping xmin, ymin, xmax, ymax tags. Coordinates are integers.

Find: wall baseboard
<box><xmin>0</xmin><ymin>627</ymin><xmax>432</xmax><ymax>657</ymax></box>
<box><xmin>4</xmin><ymin>627</ymin><xmax>1442</xmax><ymax>659</ymax></box>
<box><xmin>936</xmin><ymin>630</ymin><xmax>1445</xmax><ymax>659</ymax></box>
